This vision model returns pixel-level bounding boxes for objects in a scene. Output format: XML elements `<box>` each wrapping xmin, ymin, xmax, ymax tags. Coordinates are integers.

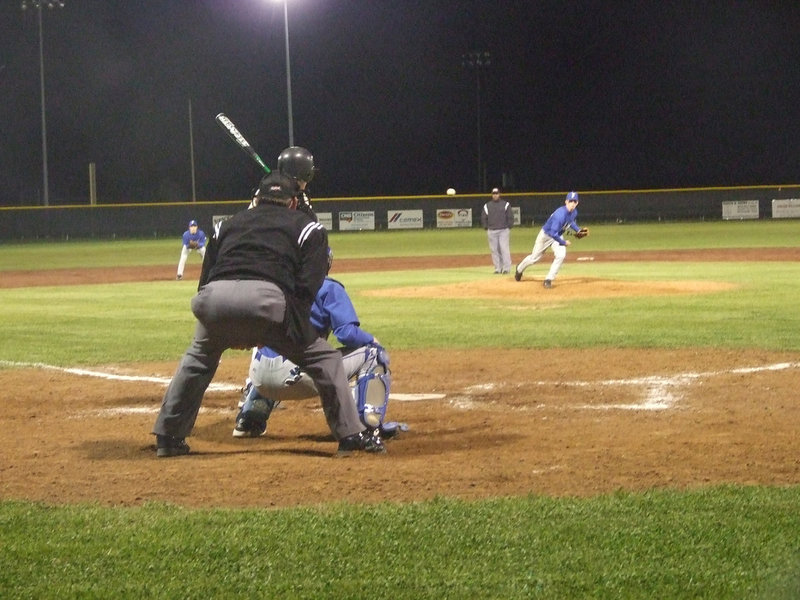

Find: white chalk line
<box><xmin>4</xmin><ymin>359</ymin><xmax>798</xmax><ymax>415</ymax></box>
<box><xmin>0</xmin><ymin>360</ymin><xmax>240</xmax><ymax>393</ymax></box>
<box><xmin>530</xmin><ymin>362</ymin><xmax>800</xmax><ymax>411</ymax></box>
<box><xmin>0</xmin><ymin>360</ymin><xmax>447</xmax><ymax>406</ymax></box>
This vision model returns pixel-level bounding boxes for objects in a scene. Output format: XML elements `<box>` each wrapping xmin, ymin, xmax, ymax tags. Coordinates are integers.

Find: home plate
<box><xmin>390</xmin><ymin>393</ymin><xmax>446</xmax><ymax>401</ymax></box>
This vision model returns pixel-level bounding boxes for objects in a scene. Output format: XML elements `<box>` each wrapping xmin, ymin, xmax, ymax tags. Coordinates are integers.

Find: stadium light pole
<box><xmin>272</xmin><ymin>0</ymin><xmax>294</xmax><ymax>147</ymax></box>
<box><xmin>462</xmin><ymin>50</ymin><xmax>491</xmax><ymax>192</ymax></box>
<box><xmin>21</xmin><ymin>0</ymin><xmax>65</xmax><ymax>207</ymax></box>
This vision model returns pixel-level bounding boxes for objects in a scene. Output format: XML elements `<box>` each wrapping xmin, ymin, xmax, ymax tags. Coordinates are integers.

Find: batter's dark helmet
<box><xmin>277</xmin><ymin>146</ymin><xmax>316</xmax><ymax>183</ymax></box>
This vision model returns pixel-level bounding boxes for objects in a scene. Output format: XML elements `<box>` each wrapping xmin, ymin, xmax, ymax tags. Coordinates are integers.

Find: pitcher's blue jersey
<box><xmin>542</xmin><ymin>206</ymin><xmax>580</xmax><ymax>245</ymax></box>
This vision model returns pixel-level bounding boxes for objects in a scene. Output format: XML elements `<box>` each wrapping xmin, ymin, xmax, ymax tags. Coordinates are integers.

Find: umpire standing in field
<box><xmin>481</xmin><ymin>187</ymin><xmax>514</xmax><ymax>274</ymax></box>
<box><xmin>152</xmin><ymin>171</ymin><xmax>386</xmax><ymax>457</ymax></box>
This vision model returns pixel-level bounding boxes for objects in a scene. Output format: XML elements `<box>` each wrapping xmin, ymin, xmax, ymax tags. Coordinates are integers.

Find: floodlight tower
<box><xmin>462</xmin><ymin>50</ymin><xmax>491</xmax><ymax>192</ymax></box>
<box><xmin>272</xmin><ymin>0</ymin><xmax>294</xmax><ymax>147</ymax></box>
<box><xmin>21</xmin><ymin>0</ymin><xmax>65</xmax><ymax>207</ymax></box>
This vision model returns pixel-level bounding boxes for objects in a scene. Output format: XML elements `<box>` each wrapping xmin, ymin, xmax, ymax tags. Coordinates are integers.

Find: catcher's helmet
<box><xmin>277</xmin><ymin>146</ymin><xmax>316</xmax><ymax>183</ymax></box>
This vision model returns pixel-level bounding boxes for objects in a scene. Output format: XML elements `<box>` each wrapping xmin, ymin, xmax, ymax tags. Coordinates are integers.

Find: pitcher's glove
<box><xmin>574</xmin><ymin>227</ymin><xmax>589</xmax><ymax>239</ymax></box>
<box><xmin>188</xmin><ymin>240</ymin><xmax>199</xmax><ymax>249</ymax></box>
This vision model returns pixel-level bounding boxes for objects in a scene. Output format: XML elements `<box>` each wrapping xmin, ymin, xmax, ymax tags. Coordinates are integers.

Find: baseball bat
<box><xmin>214</xmin><ymin>113</ymin><xmax>271</xmax><ymax>174</ymax></box>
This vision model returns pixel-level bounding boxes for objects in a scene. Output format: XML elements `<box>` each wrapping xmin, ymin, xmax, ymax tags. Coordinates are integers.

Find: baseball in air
<box><xmin>446</xmin><ymin>188</ymin><xmax>456</xmax><ymax>195</ymax></box>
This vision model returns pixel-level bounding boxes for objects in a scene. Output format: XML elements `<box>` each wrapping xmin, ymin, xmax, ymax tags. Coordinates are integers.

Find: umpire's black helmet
<box><xmin>277</xmin><ymin>146</ymin><xmax>316</xmax><ymax>183</ymax></box>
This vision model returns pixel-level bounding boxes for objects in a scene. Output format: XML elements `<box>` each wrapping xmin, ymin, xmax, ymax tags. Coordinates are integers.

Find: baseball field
<box><xmin>1</xmin><ymin>221</ymin><xmax>799</xmax><ymax>598</ymax></box>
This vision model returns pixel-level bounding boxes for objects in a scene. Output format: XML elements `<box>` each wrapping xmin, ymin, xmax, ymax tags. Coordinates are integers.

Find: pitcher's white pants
<box><xmin>516</xmin><ymin>229</ymin><xmax>566</xmax><ymax>281</ymax></box>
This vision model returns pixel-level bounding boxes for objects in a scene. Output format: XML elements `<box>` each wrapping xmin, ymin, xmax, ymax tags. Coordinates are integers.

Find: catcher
<box><xmin>514</xmin><ymin>191</ymin><xmax>588</xmax><ymax>288</ymax></box>
<box><xmin>176</xmin><ymin>219</ymin><xmax>206</xmax><ymax>280</ymax></box>
<box><xmin>234</xmin><ymin>247</ymin><xmax>405</xmax><ymax>440</ymax></box>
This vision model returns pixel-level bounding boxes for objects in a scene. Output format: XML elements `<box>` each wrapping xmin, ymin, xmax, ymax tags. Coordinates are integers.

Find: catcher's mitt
<box><xmin>188</xmin><ymin>240</ymin><xmax>199</xmax><ymax>249</ymax></box>
<box><xmin>574</xmin><ymin>227</ymin><xmax>589</xmax><ymax>239</ymax></box>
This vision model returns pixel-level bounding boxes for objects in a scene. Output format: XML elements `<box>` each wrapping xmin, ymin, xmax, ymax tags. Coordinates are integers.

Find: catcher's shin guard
<box><xmin>234</xmin><ymin>385</ymin><xmax>277</xmax><ymax>437</ymax></box>
<box><xmin>354</xmin><ymin>364</ymin><xmax>391</xmax><ymax>429</ymax></box>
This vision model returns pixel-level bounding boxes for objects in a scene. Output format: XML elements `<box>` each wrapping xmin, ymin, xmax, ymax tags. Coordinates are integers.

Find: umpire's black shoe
<box><xmin>543</xmin><ymin>279</ymin><xmax>553</xmax><ymax>289</ymax></box>
<box><xmin>337</xmin><ymin>429</ymin><xmax>387</xmax><ymax>456</ymax></box>
<box><xmin>156</xmin><ymin>434</ymin><xmax>190</xmax><ymax>458</ymax></box>
<box><xmin>514</xmin><ymin>269</ymin><xmax>522</xmax><ymax>282</ymax></box>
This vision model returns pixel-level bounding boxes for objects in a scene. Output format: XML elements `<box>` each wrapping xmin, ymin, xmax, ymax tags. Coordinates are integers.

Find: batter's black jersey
<box><xmin>199</xmin><ymin>202</ymin><xmax>329</xmax><ymax>343</ymax></box>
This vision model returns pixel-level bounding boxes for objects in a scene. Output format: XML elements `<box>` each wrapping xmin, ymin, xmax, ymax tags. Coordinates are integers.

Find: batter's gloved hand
<box><xmin>574</xmin><ymin>227</ymin><xmax>589</xmax><ymax>239</ymax></box>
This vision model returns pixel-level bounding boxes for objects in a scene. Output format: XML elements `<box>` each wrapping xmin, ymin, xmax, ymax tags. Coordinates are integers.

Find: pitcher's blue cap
<box><xmin>566</xmin><ymin>191</ymin><xmax>579</xmax><ymax>202</ymax></box>
<box><xmin>188</xmin><ymin>219</ymin><xmax>198</xmax><ymax>226</ymax></box>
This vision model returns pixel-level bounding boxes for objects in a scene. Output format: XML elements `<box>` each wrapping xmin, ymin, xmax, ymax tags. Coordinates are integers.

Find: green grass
<box><xmin>2</xmin><ymin>487</ymin><xmax>799</xmax><ymax>599</ymax></box>
<box><xmin>1</xmin><ymin>220</ymin><xmax>798</xmax><ymax>271</ymax></box>
<box><xmin>3</xmin><ymin>259</ymin><xmax>799</xmax><ymax>365</ymax></box>
<box><xmin>1</xmin><ymin>223</ymin><xmax>799</xmax><ymax>598</ymax></box>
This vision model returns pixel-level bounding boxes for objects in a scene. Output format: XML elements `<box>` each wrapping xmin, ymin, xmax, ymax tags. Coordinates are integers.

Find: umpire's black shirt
<box><xmin>198</xmin><ymin>202</ymin><xmax>328</xmax><ymax>345</ymax></box>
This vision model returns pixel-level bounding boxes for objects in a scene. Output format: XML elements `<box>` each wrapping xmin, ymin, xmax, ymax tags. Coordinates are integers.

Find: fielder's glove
<box><xmin>574</xmin><ymin>228</ymin><xmax>589</xmax><ymax>239</ymax></box>
<box><xmin>188</xmin><ymin>240</ymin><xmax>199</xmax><ymax>249</ymax></box>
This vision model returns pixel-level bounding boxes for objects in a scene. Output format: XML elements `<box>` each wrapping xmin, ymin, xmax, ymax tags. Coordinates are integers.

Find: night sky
<box><xmin>2</xmin><ymin>1</ymin><xmax>800</xmax><ymax>206</ymax></box>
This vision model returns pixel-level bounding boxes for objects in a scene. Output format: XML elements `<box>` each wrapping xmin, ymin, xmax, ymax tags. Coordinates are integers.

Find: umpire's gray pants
<box><xmin>152</xmin><ymin>280</ymin><xmax>364</xmax><ymax>441</ymax></box>
<box><xmin>487</xmin><ymin>228</ymin><xmax>511</xmax><ymax>272</ymax></box>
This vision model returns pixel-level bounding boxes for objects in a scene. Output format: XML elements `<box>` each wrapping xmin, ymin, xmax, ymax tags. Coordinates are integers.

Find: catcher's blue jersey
<box><xmin>258</xmin><ymin>277</ymin><xmax>373</xmax><ymax>359</ymax></box>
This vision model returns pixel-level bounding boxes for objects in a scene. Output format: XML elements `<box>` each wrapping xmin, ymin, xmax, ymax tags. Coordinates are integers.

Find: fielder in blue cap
<box><xmin>514</xmin><ymin>191</ymin><xmax>588</xmax><ymax>288</ymax></box>
<box><xmin>176</xmin><ymin>219</ymin><xmax>207</xmax><ymax>280</ymax></box>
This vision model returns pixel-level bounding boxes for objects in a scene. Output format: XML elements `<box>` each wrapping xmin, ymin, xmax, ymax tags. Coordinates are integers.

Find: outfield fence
<box><xmin>1</xmin><ymin>184</ymin><xmax>798</xmax><ymax>241</ymax></box>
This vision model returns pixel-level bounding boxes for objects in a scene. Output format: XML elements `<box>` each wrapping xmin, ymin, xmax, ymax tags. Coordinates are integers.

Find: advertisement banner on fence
<box><xmin>213</xmin><ymin>215</ymin><xmax>233</xmax><ymax>228</ymax></box>
<box><xmin>316</xmin><ymin>212</ymin><xmax>333</xmax><ymax>230</ymax></box>
<box><xmin>387</xmin><ymin>209</ymin><xmax>423</xmax><ymax>229</ymax></box>
<box><xmin>338</xmin><ymin>211</ymin><xmax>375</xmax><ymax>231</ymax></box>
<box><xmin>721</xmin><ymin>200</ymin><xmax>759</xmax><ymax>220</ymax></box>
<box><xmin>771</xmin><ymin>198</ymin><xmax>800</xmax><ymax>219</ymax></box>
<box><xmin>512</xmin><ymin>206</ymin><xmax>521</xmax><ymax>226</ymax></box>
<box><xmin>436</xmin><ymin>208</ymin><xmax>472</xmax><ymax>228</ymax></box>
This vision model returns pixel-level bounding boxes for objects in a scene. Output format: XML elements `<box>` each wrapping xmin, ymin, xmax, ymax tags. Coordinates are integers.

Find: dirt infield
<box><xmin>1</xmin><ymin>249</ymin><xmax>799</xmax><ymax>508</ymax></box>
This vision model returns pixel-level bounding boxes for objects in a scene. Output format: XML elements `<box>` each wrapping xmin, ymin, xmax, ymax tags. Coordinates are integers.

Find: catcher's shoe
<box><xmin>543</xmin><ymin>279</ymin><xmax>552</xmax><ymax>289</ymax></box>
<box><xmin>379</xmin><ymin>422</ymin><xmax>408</xmax><ymax>440</ymax></box>
<box><xmin>156</xmin><ymin>435</ymin><xmax>190</xmax><ymax>458</ymax></box>
<box><xmin>232</xmin><ymin>395</ymin><xmax>275</xmax><ymax>438</ymax></box>
<box><xmin>514</xmin><ymin>269</ymin><xmax>522</xmax><ymax>282</ymax></box>
<box><xmin>337</xmin><ymin>429</ymin><xmax>387</xmax><ymax>456</ymax></box>
<box><xmin>232</xmin><ymin>413</ymin><xmax>267</xmax><ymax>438</ymax></box>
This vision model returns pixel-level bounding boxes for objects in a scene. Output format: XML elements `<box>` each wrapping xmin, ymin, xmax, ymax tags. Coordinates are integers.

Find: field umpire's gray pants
<box><xmin>152</xmin><ymin>280</ymin><xmax>364</xmax><ymax>442</ymax></box>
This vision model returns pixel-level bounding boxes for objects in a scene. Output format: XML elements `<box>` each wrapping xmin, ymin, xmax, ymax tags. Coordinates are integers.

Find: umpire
<box><xmin>152</xmin><ymin>172</ymin><xmax>385</xmax><ymax>457</ymax></box>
